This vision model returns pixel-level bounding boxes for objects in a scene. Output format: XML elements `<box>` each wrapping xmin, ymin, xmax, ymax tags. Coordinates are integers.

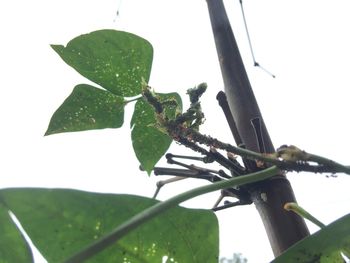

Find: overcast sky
<box><xmin>1</xmin><ymin>0</ymin><xmax>350</xmax><ymax>262</ymax></box>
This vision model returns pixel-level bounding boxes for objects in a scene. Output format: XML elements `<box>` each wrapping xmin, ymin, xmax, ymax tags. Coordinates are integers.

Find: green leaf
<box><xmin>0</xmin><ymin>201</ymin><xmax>33</xmax><ymax>263</ymax></box>
<box><xmin>272</xmin><ymin>213</ymin><xmax>350</xmax><ymax>263</ymax></box>
<box><xmin>51</xmin><ymin>30</ymin><xmax>153</xmax><ymax>96</ymax></box>
<box><xmin>131</xmin><ymin>93</ymin><xmax>182</xmax><ymax>174</ymax></box>
<box><xmin>0</xmin><ymin>188</ymin><xmax>218</xmax><ymax>263</ymax></box>
<box><xmin>45</xmin><ymin>84</ymin><xmax>125</xmax><ymax>135</ymax></box>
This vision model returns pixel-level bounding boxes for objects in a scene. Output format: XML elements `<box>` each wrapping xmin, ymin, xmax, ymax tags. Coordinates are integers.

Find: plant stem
<box><xmin>179</xmin><ymin>128</ymin><xmax>350</xmax><ymax>175</ymax></box>
<box><xmin>284</xmin><ymin>202</ymin><xmax>326</xmax><ymax>229</ymax></box>
<box><xmin>64</xmin><ymin>166</ymin><xmax>279</xmax><ymax>263</ymax></box>
<box><xmin>308</xmin><ymin>153</ymin><xmax>350</xmax><ymax>175</ymax></box>
<box><xmin>124</xmin><ymin>95</ymin><xmax>142</xmax><ymax>104</ymax></box>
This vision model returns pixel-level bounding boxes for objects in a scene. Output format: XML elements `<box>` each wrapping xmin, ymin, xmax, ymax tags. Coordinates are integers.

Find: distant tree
<box><xmin>220</xmin><ymin>253</ymin><xmax>247</xmax><ymax>263</ymax></box>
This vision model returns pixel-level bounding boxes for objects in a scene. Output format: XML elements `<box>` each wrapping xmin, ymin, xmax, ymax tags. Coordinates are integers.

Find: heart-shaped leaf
<box><xmin>0</xmin><ymin>188</ymin><xmax>218</xmax><ymax>263</ymax></box>
<box><xmin>131</xmin><ymin>93</ymin><xmax>182</xmax><ymax>174</ymax></box>
<box><xmin>45</xmin><ymin>84</ymin><xmax>125</xmax><ymax>135</ymax></box>
<box><xmin>51</xmin><ymin>30</ymin><xmax>153</xmax><ymax>97</ymax></box>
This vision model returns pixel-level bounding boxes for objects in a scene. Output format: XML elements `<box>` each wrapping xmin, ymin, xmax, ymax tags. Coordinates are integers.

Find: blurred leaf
<box><xmin>51</xmin><ymin>30</ymin><xmax>153</xmax><ymax>97</ymax></box>
<box><xmin>45</xmin><ymin>84</ymin><xmax>125</xmax><ymax>135</ymax></box>
<box><xmin>130</xmin><ymin>93</ymin><xmax>182</xmax><ymax>174</ymax></box>
<box><xmin>0</xmin><ymin>202</ymin><xmax>33</xmax><ymax>263</ymax></box>
<box><xmin>272</xmin><ymin>213</ymin><xmax>350</xmax><ymax>263</ymax></box>
<box><xmin>0</xmin><ymin>188</ymin><xmax>218</xmax><ymax>263</ymax></box>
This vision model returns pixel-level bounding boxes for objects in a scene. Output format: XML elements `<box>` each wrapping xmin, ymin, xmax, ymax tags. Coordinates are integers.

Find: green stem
<box><xmin>184</xmin><ymin>129</ymin><xmax>350</xmax><ymax>175</ymax></box>
<box><xmin>284</xmin><ymin>202</ymin><xmax>326</xmax><ymax>229</ymax></box>
<box><xmin>307</xmin><ymin>153</ymin><xmax>350</xmax><ymax>175</ymax></box>
<box><xmin>64</xmin><ymin>166</ymin><xmax>279</xmax><ymax>263</ymax></box>
<box><xmin>124</xmin><ymin>95</ymin><xmax>142</xmax><ymax>104</ymax></box>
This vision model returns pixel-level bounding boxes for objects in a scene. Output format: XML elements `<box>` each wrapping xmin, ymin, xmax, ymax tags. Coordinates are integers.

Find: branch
<box><xmin>64</xmin><ymin>166</ymin><xmax>279</xmax><ymax>263</ymax></box>
<box><xmin>178</xmin><ymin>129</ymin><xmax>350</xmax><ymax>175</ymax></box>
<box><xmin>142</xmin><ymin>84</ymin><xmax>350</xmax><ymax>176</ymax></box>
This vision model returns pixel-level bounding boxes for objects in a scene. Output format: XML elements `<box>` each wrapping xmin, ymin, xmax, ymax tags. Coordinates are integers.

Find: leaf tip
<box><xmin>44</xmin><ymin>128</ymin><xmax>57</xmax><ymax>136</ymax></box>
<box><xmin>139</xmin><ymin>164</ymin><xmax>153</xmax><ymax>176</ymax></box>
<box><xmin>50</xmin><ymin>44</ymin><xmax>64</xmax><ymax>54</ymax></box>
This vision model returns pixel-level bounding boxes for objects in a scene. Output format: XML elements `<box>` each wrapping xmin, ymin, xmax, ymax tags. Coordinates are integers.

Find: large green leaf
<box><xmin>131</xmin><ymin>93</ymin><xmax>182</xmax><ymax>174</ymax></box>
<box><xmin>272</xmin><ymin>213</ymin><xmax>350</xmax><ymax>263</ymax></box>
<box><xmin>0</xmin><ymin>188</ymin><xmax>218</xmax><ymax>263</ymax></box>
<box><xmin>0</xmin><ymin>201</ymin><xmax>33</xmax><ymax>263</ymax></box>
<box><xmin>51</xmin><ymin>30</ymin><xmax>153</xmax><ymax>97</ymax></box>
<box><xmin>45</xmin><ymin>84</ymin><xmax>125</xmax><ymax>135</ymax></box>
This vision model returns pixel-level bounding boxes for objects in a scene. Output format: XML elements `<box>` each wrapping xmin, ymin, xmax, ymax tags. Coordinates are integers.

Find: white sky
<box><xmin>1</xmin><ymin>0</ymin><xmax>350</xmax><ymax>262</ymax></box>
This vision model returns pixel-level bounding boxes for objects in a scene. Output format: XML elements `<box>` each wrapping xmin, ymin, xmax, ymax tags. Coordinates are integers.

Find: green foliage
<box><xmin>272</xmin><ymin>214</ymin><xmax>350</xmax><ymax>263</ymax></box>
<box><xmin>0</xmin><ymin>202</ymin><xmax>33</xmax><ymax>263</ymax></box>
<box><xmin>18</xmin><ymin>28</ymin><xmax>350</xmax><ymax>262</ymax></box>
<box><xmin>47</xmin><ymin>29</ymin><xmax>182</xmax><ymax>172</ymax></box>
<box><xmin>45</xmin><ymin>84</ymin><xmax>125</xmax><ymax>135</ymax></box>
<box><xmin>0</xmin><ymin>188</ymin><xmax>219</xmax><ymax>262</ymax></box>
<box><xmin>51</xmin><ymin>30</ymin><xmax>153</xmax><ymax>97</ymax></box>
<box><xmin>131</xmin><ymin>92</ymin><xmax>182</xmax><ymax>174</ymax></box>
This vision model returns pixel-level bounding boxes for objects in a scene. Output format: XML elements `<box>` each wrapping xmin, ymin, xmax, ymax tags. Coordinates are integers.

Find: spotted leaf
<box><xmin>0</xmin><ymin>188</ymin><xmax>219</xmax><ymax>263</ymax></box>
<box><xmin>45</xmin><ymin>84</ymin><xmax>125</xmax><ymax>135</ymax></box>
<box><xmin>273</xmin><ymin>213</ymin><xmax>350</xmax><ymax>263</ymax></box>
<box><xmin>131</xmin><ymin>93</ymin><xmax>182</xmax><ymax>174</ymax></box>
<box><xmin>51</xmin><ymin>30</ymin><xmax>153</xmax><ymax>97</ymax></box>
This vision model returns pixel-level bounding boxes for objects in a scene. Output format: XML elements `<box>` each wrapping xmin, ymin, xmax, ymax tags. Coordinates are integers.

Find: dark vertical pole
<box><xmin>206</xmin><ymin>0</ymin><xmax>310</xmax><ymax>257</ymax></box>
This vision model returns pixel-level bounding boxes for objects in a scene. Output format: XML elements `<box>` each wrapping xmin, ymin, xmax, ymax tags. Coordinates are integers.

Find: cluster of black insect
<box><xmin>142</xmin><ymin>83</ymin><xmax>256</xmax><ymax>211</ymax></box>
